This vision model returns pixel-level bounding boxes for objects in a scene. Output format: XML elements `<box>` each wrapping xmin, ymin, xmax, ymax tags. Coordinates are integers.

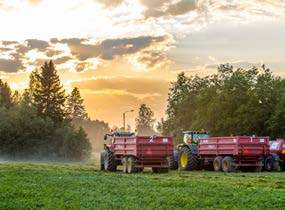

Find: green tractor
<box><xmin>174</xmin><ymin>131</ymin><xmax>209</xmax><ymax>170</ymax></box>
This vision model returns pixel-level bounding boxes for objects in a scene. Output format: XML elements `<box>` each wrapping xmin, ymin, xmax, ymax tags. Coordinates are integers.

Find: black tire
<box><xmin>264</xmin><ymin>156</ymin><xmax>274</xmax><ymax>171</ymax></box>
<box><xmin>100</xmin><ymin>164</ymin><xmax>104</xmax><ymax>170</ymax></box>
<box><xmin>213</xmin><ymin>156</ymin><xmax>223</xmax><ymax>172</ymax></box>
<box><xmin>281</xmin><ymin>163</ymin><xmax>285</xmax><ymax>172</ymax></box>
<box><xmin>222</xmin><ymin>156</ymin><xmax>235</xmax><ymax>172</ymax></box>
<box><xmin>104</xmin><ymin>149</ymin><xmax>117</xmax><ymax>171</ymax></box>
<box><xmin>178</xmin><ymin>147</ymin><xmax>199</xmax><ymax>171</ymax></box>
<box><xmin>264</xmin><ymin>156</ymin><xmax>279</xmax><ymax>172</ymax></box>
<box><xmin>272</xmin><ymin>161</ymin><xmax>279</xmax><ymax>172</ymax></box>
<box><xmin>127</xmin><ymin>156</ymin><xmax>137</xmax><ymax>174</ymax></box>
<box><xmin>122</xmin><ymin>157</ymin><xmax>127</xmax><ymax>173</ymax></box>
<box><xmin>168</xmin><ymin>156</ymin><xmax>178</xmax><ymax>170</ymax></box>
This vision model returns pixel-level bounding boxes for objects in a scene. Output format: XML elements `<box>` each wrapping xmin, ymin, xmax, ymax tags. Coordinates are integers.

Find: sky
<box><xmin>1</xmin><ymin>0</ymin><xmax>285</xmax><ymax>128</ymax></box>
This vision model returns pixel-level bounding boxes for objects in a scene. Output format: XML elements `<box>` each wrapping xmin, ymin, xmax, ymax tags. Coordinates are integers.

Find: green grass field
<box><xmin>0</xmin><ymin>162</ymin><xmax>285</xmax><ymax>210</ymax></box>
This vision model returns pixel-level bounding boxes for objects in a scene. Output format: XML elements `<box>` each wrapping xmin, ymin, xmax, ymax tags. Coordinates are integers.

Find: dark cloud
<box><xmin>141</xmin><ymin>0</ymin><xmax>198</xmax><ymax>18</ymax></box>
<box><xmin>54</xmin><ymin>35</ymin><xmax>168</xmax><ymax>61</ymax></box>
<box><xmin>25</xmin><ymin>39</ymin><xmax>50</xmax><ymax>52</ymax></box>
<box><xmin>96</xmin><ymin>0</ymin><xmax>124</xmax><ymax>8</ymax></box>
<box><xmin>0</xmin><ymin>54</ymin><xmax>24</xmax><ymax>73</ymax></box>
<box><xmin>54</xmin><ymin>56</ymin><xmax>73</xmax><ymax>65</ymax></box>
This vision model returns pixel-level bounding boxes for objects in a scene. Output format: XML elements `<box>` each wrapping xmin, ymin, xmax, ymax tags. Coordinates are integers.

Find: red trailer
<box><xmin>100</xmin><ymin>132</ymin><xmax>173</xmax><ymax>173</ymax></box>
<box><xmin>198</xmin><ymin>136</ymin><xmax>269</xmax><ymax>172</ymax></box>
<box><xmin>264</xmin><ymin>139</ymin><xmax>285</xmax><ymax>171</ymax></box>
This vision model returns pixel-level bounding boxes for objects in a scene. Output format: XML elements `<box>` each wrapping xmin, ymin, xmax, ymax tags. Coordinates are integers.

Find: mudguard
<box><xmin>272</xmin><ymin>153</ymin><xmax>281</xmax><ymax>162</ymax></box>
<box><xmin>187</xmin><ymin>144</ymin><xmax>198</xmax><ymax>154</ymax></box>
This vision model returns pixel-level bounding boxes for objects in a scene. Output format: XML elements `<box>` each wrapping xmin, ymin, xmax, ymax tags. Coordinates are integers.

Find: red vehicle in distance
<box><xmin>264</xmin><ymin>139</ymin><xmax>285</xmax><ymax>171</ymax></box>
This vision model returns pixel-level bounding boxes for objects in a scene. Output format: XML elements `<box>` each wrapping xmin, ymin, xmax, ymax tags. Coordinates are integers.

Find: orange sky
<box><xmin>1</xmin><ymin>0</ymin><xmax>285</xmax><ymax>128</ymax></box>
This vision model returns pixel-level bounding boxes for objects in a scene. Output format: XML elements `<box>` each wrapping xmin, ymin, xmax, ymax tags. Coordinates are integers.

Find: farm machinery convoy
<box><xmin>100</xmin><ymin>131</ymin><xmax>285</xmax><ymax>173</ymax></box>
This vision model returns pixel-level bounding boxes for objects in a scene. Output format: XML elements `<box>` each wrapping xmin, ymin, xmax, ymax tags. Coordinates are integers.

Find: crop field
<box><xmin>0</xmin><ymin>162</ymin><xmax>285</xmax><ymax>210</ymax></box>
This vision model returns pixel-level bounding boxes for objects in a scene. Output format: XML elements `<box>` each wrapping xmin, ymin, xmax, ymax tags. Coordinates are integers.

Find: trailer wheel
<box><xmin>168</xmin><ymin>156</ymin><xmax>178</xmax><ymax>170</ymax></box>
<box><xmin>152</xmin><ymin>168</ymin><xmax>158</xmax><ymax>173</ymax></box>
<box><xmin>281</xmin><ymin>163</ymin><xmax>285</xmax><ymax>172</ymax></box>
<box><xmin>104</xmin><ymin>149</ymin><xmax>117</xmax><ymax>171</ymax></box>
<box><xmin>222</xmin><ymin>156</ymin><xmax>235</xmax><ymax>172</ymax></box>
<box><xmin>122</xmin><ymin>157</ymin><xmax>128</xmax><ymax>173</ymax></box>
<box><xmin>264</xmin><ymin>156</ymin><xmax>279</xmax><ymax>172</ymax></box>
<box><xmin>178</xmin><ymin>147</ymin><xmax>199</xmax><ymax>171</ymax></box>
<box><xmin>137</xmin><ymin>167</ymin><xmax>144</xmax><ymax>173</ymax></box>
<box><xmin>127</xmin><ymin>156</ymin><xmax>137</xmax><ymax>174</ymax></box>
<box><xmin>213</xmin><ymin>156</ymin><xmax>223</xmax><ymax>172</ymax></box>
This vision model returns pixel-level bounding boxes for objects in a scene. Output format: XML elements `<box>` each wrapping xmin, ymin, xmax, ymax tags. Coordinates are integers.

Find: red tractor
<box><xmin>100</xmin><ymin>132</ymin><xmax>174</xmax><ymax>173</ymax></box>
<box><xmin>263</xmin><ymin>139</ymin><xmax>285</xmax><ymax>171</ymax></box>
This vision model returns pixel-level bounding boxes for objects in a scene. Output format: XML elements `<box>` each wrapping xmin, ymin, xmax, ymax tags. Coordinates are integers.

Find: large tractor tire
<box><xmin>127</xmin><ymin>156</ymin><xmax>137</xmax><ymax>174</ymax></box>
<box><xmin>122</xmin><ymin>157</ymin><xmax>128</xmax><ymax>173</ymax></box>
<box><xmin>104</xmin><ymin>149</ymin><xmax>117</xmax><ymax>171</ymax></box>
<box><xmin>213</xmin><ymin>156</ymin><xmax>223</xmax><ymax>172</ymax></box>
<box><xmin>222</xmin><ymin>156</ymin><xmax>235</xmax><ymax>172</ymax></box>
<box><xmin>178</xmin><ymin>146</ymin><xmax>199</xmax><ymax>171</ymax></box>
<box><xmin>168</xmin><ymin>156</ymin><xmax>178</xmax><ymax>170</ymax></box>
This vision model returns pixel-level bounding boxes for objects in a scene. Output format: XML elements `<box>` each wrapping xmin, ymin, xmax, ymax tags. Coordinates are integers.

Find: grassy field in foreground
<box><xmin>0</xmin><ymin>163</ymin><xmax>285</xmax><ymax>210</ymax></box>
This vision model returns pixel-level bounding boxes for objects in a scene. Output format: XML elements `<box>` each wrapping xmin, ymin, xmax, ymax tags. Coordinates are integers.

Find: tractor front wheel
<box><xmin>178</xmin><ymin>147</ymin><xmax>199</xmax><ymax>171</ymax></box>
<box><xmin>104</xmin><ymin>149</ymin><xmax>117</xmax><ymax>171</ymax></box>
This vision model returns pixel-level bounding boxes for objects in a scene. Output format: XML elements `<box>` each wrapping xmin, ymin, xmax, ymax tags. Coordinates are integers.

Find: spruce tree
<box><xmin>0</xmin><ymin>79</ymin><xmax>13</xmax><ymax>108</ymax></box>
<box><xmin>66</xmin><ymin>87</ymin><xmax>88</xmax><ymax>121</ymax></box>
<box><xmin>135</xmin><ymin>104</ymin><xmax>156</xmax><ymax>135</ymax></box>
<box><xmin>32</xmin><ymin>61</ymin><xmax>66</xmax><ymax>123</ymax></box>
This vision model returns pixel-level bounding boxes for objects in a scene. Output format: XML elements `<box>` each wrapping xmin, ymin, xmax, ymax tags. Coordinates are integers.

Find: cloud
<box><xmin>0</xmin><ymin>47</ymin><xmax>12</xmax><ymax>52</ymax></box>
<box><xmin>45</xmin><ymin>49</ymin><xmax>64</xmax><ymax>57</ymax></box>
<box><xmin>2</xmin><ymin>41</ymin><xmax>18</xmax><ymax>46</ymax></box>
<box><xmin>28</xmin><ymin>0</ymin><xmax>43</xmax><ymax>5</ymax></box>
<box><xmin>75</xmin><ymin>62</ymin><xmax>88</xmax><ymax>72</ymax></box>
<box><xmin>25</xmin><ymin>39</ymin><xmax>50</xmax><ymax>52</ymax></box>
<box><xmin>96</xmin><ymin>0</ymin><xmax>124</xmax><ymax>8</ymax></box>
<box><xmin>54</xmin><ymin>56</ymin><xmax>73</xmax><ymax>65</ymax></box>
<box><xmin>141</xmin><ymin>0</ymin><xmax>198</xmax><ymax>18</ymax></box>
<box><xmin>70</xmin><ymin>76</ymin><xmax>170</xmax><ymax>95</ymax></box>
<box><xmin>0</xmin><ymin>55</ymin><xmax>24</xmax><ymax>73</ymax></box>
<box><xmin>53</xmin><ymin>35</ymin><xmax>169</xmax><ymax>61</ymax></box>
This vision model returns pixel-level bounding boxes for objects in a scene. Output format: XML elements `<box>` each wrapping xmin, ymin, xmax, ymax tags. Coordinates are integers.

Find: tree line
<box><xmin>0</xmin><ymin>61</ymin><xmax>91</xmax><ymax>160</ymax></box>
<box><xmin>161</xmin><ymin>64</ymin><xmax>285</xmax><ymax>143</ymax></box>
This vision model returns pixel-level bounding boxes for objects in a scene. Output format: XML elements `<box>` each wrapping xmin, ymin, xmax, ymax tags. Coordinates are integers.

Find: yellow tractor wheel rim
<box><xmin>180</xmin><ymin>152</ymin><xmax>187</xmax><ymax>168</ymax></box>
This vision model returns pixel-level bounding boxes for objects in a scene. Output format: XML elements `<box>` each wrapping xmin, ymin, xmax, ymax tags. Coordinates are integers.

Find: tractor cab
<box><xmin>183</xmin><ymin>131</ymin><xmax>209</xmax><ymax>145</ymax></box>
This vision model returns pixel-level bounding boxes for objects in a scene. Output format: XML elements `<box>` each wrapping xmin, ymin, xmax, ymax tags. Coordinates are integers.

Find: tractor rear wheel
<box><xmin>272</xmin><ymin>161</ymin><xmax>280</xmax><ymax>172</ymax></box>
<box><xmin>222</xmin><ymin>156</ymin><xmax>235</xmax><ymax>172</ymax></box>
<box><xmin>127</xmin><ymin>156</ymin><xmax>137</xmax><ymax>174</ymax></box>
<box><xmin>122</xmin><ymin>157</ymin><xmax>127</xmax><ymax>173</ymax></box>
<box><xmin>178</xmin><ymin>147</ymin><xmax>199</xmax><ymax>171</ymax></box>
<box><xmin>213</xmin><ymin>156</ymin><xmax>223</xmax><ymax>172</ymax></box>
<box><xmin>104</xmin><ymin>149</ymin><xmax>117</xmax><ymax>171</ymax></box>
<box><xmin>281</xmin><ymin>163</ymin><xmax>285</xmax><ymax>172</ymax></box>
<box><xmin>168</xmin><ymin>156</ymin><xmax>178</xmax><ymax>170</ymax></box>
